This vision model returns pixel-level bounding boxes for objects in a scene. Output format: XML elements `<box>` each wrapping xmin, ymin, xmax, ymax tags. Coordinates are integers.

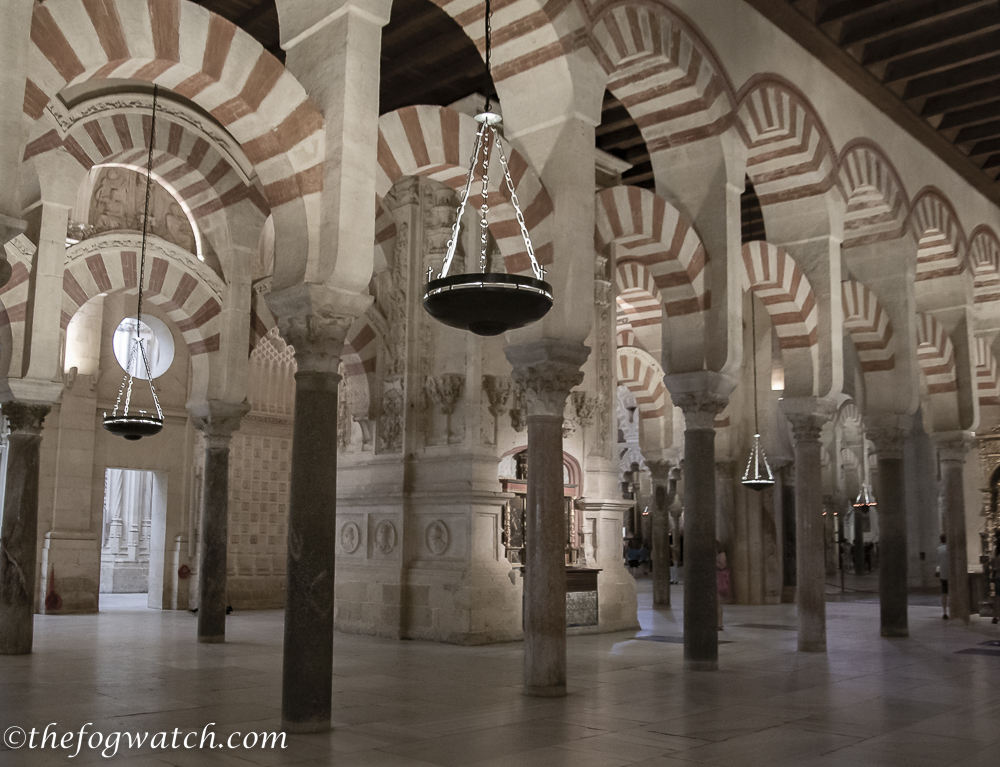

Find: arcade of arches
<box><xmin>1</xmin><ymin>0</ymin><xmax>1000</xmax><ymax>758</ymax></box>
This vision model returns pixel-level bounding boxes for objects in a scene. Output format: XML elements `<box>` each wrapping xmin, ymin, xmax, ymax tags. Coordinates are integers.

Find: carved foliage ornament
<box><xmin>279</xmin><ymin>312</ymin><xmax>354</xmax><ymax>374</ymax></box>
<box><xmin>673</xmin><ymin>391</ymin><xmax>728</xmax><ymax>431</ymax></box>
<box><xmin>1</xmin><ymin>403</ymin><xmax>50</xmax><ymax>436</ymax></box>
<box><xmin>509</xmin><ymin>363</ymin><xmax>585</xmax><ymax>419</ymax></box>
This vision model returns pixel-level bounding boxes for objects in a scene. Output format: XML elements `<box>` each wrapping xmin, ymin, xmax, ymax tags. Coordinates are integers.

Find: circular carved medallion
<box><xmin>341</xmin><ymin>521</ymin><xmax>361</xmax><ymax>554</ymax></box>
<box><xmin>426</xmin><ymin>520</ymin><xmax>450</xmax><ymax>555</ymax></box>
<box><xmin>374</xmin><ymin>520</ymin><xmax>397</xmax><ymax>555</ymax></box>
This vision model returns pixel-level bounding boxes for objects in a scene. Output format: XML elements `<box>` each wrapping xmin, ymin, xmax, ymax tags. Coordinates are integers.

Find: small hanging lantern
<box><xmin>742</xmin><ymin>296</ymin><xmax>775</xmax><ymax>491</ymax></box>
<box><xmin>421</xmin><ymin>0</ymin><xmax>552</xmax><ymax>336</ymax></box>
<box><xmin>103</xmin><ymin>86</ymin><xmax>164</xmax><ymax>441</ymax></box>
<box><xmin>853</xmin><ymin>432</ymin><xmax>876</xmax><ymax>507</ymax></box>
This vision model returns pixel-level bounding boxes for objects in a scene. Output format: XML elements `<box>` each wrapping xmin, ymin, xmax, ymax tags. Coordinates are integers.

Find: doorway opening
<box><xmin>100</xmin><ymin>468</ymin><xmax>160</xmax><ymax>594</ymax></box>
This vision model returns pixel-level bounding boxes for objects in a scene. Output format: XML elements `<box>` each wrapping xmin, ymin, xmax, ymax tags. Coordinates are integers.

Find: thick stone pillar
<box><xmin>0</xmin><ymin>402</ymin><xmax>49</xmax><ymax>654</ymax></box>
<box><xmin>647</xmin><ymin>460</ymin><xmax>675</xmax><ymax>608</ymax></box>
<box><xmin>268</xmin><ymin>286</ymin><xmax>366</xmax><ymax>734</ymax></box>
<box><xmin>190</xmin><ymin>401</ymin><xmax>249</xmax><ymax>643</ymax></box>
<box><xmin>869</xmin><ymin>416</ymin><xmax>910</xmax><ymax>637</ymax></box>
<box><xmin>782</xmin><ymin>401</ymin><xmax>834</xmax><ymax>652</ymax></box>
<box><xmin>935</xmin><ymin>432</ymin><xmax>973</xmax><ymax>624</ymax></box>
<box><xmin>667</xmin><ymin>374</ymin><xmax>733</xmax><ymax>671</ymax></box>
<box><xmin>506</xmin><ymin>340</ymin><xmax>588</xmax><ymax>697</ymax></box>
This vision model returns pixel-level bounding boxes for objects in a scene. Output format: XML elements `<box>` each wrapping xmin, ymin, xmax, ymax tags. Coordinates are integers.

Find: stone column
<box><xmin>647</xmin><ymin>460</ymin><xmax>675</xmax><ymax>608</ymax></box>
<box><xmin>935</xmin><ymin>431</ymin><xmax>973</xmax><ymax>624</ymax></box>
<box><xmin>868</xmin><ymin>416</ymin><xmax>910</xmax><ymax>637</ymax></box>
<box><xmin>782</xmin><ymin>401</ymin><xmax>834</xmax><ymax>653</ymax></box>
<box><xmin>506</xmin><ymin>340</ymin><xmax>588</xmax><ymax>697</ymax></box>
<box><xmin>267</xmin><ymin>289</ymin><xmax>362</xmax><ymax>734</ymax></box>
<box><xmin>190</xmin><ymin>401</ymin><xmax>249</xmax><ymax>643</ymax></box>
<box><xmin>667</xmin><ymin>373</ymin><xmax>733</xmax><ymax>671</ymax></box>
<box><xmin>0</xmin><ymin>402</ymin><xmax>49</xmax><ymax>654</ymax></box>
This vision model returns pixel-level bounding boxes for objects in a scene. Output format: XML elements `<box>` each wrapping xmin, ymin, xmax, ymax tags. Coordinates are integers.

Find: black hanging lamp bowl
<box><xmin>103</xmin><ymin>412</ymin><xmax>164</xmax><ymax>441</ymax></box>
<box><xmin>423</xmin><ymin>273</ymin><xmax>552</xmax><ymax>336</ymax></box>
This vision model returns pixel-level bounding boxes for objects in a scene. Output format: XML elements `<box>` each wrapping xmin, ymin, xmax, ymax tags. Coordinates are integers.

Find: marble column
<box><xmin>935</xmin><ymin>431</ymin><xmax>973</xmax><ymax>624</ymax></box>
<box><xmin>669</xmin><ymin>378</ymin><xmax>731</xmax><ymax>671</ymax></box>
<box><xmin>0</xmin><ymin>402</ymin><xmax>49</xmax><ymax>654</ymax></box>
<box><xmin>782</xmin><ymin>401</ymin><xmax>834</xmax><ymax>653</ymax></box>
<box><xmin>869</xmin><ymin>416</ymin><xmax>910</xmax><ymax>637</ymax></box>
<box><xmin>190</xmin><ymin>401</ymin><xmax>249</xmax><ymax>643</ymax></box>
<box><xmin>506</xmin><ymin>340</ymin><xmax>588</xmax><ymax>697</ymax></box>
<box><xmin>647</xmin><ymin>460</ymin><xmax>675</xmax><ymax>608</ymax></box>
<box><xmin>268</xmin><ymin>297</ymin><xmax>357</xmax><ymax>734</ymax></box>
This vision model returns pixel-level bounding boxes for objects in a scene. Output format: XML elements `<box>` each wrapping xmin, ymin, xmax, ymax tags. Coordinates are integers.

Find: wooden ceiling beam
<box><xmin>938</xmin><ymin>98</ymin><xmax>1000</xmax><ymax>130</ymax></box>
<box><xmin>838</xmin><ymin>0</ymin><xmax>991</xmax><ymax>47</ymax></box>
<box><xmin>816</xmin><ymin>0</ymin><xmax>896</xmax><ymax>26</ymax></box>
<box><xmin>956</xmin><ymin>119</ymin><xmax>1000</xmax><ymax>144</ymax></box>
<box><xmin>862</xmin><ymin>7</ymin><xmax>1000</xmax><ymax>66</ymax></box>
<box><xmin>903</xmin><ymin>54</ymin><xmax>1000</xmax><ymax>100</ymax></box>
<box><xmin>883</xmin><ymin>30</ymin><xmax>1000</xmax><ymax>82</ymax></box>
<box><xmin>234</xmin><ymin>0</ymin><xmax>275</xmax><ymax>29</ymax></box>
<box><xmin>922</xmin><ymin>81</ymin><xmax>1000</xmax><ymax>117</ymax></box>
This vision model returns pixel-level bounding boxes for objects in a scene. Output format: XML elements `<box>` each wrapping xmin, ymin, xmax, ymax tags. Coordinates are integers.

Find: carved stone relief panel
<box><xmin>425</xmin><ymin>520</ymin><xmax>450</xmax><ymax>556</ymax></box>
<box><xmin>373</xmin><ymin>520</ymin><xmax>397</xmax><ymax>556</ymax></box>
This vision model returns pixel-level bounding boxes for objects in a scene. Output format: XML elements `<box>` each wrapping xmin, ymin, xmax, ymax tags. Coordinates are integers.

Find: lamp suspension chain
<box><xmin>752</xmin><ymin>295</ymin><xmax>759</xmax><ymax>433</ymax></box>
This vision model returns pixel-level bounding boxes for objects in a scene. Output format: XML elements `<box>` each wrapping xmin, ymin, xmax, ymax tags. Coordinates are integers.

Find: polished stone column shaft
<box><xmin>784</xmin><ymin>406</ymin><xmax>831</xmax><ymax>653</ymax></box>
<box><xmin>869</xmin><ymin>419</ymin><xmax>909</xmax><ymax>637</ymax></box>
<box><xmin>647</xmin><ymin>460</ymin><xmax>674</xmax><ymax>609</ymax></box>
<box><xmin>507</xmin><ymin>340</ymin><xmax>587</xmax><ymax>697</ymax></box>
<box><xmin>0</xmin><ymin>402</ymin><xmax>49</xmax><ymax>654</ymax></box>
<box><xmin>936</xmin><ymin>432</ymin><xmax>972</xmax><ymax>624</ymax></box>
<box><xmin>672</xmin><ymin>390</ymin><xmax>728</xmax><ymax>671</ymax></box>
<box><xmin>191</xmin><ymin>402</ymin><xmax>248</xmax><ymax>644</ymax></box>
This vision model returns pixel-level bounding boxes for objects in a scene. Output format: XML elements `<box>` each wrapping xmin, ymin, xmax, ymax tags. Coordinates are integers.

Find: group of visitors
<box><xmin>936</xmin><ymin>534</ymin><xmax>1000</xmax><ymax>624</ymax></box>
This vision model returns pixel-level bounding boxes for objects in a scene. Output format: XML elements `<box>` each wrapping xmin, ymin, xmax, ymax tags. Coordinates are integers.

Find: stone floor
<box><xmin>1</xmin><ymin>581</ymin><xmax>999</xmax><ymax>766</ymax></box>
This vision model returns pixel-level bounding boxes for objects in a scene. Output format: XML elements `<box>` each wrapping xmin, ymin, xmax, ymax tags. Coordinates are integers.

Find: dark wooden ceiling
<box><xmin>745</xmin><ymin>0</ymin><xmax>1000</xmax><ymax>207</ymax></box>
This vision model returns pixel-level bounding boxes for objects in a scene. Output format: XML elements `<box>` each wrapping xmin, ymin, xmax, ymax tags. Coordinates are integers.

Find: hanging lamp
<box><xmin>421</xmin><ymin>0</ymin><xmax>552</xmax><ymax>336</ymax></box>
<box><xmin>853</xmin><ymin>431</ymin><xmax>876</xmax><ymax>507</ymax></box>
<box><xmin>742</xmin><ymin>296</ymin><xmax>775</xmax><ymax>491</ymax></box>
<box><xmin>102</xmin><ymin>86</ymin><xmax>164</xmax><ymax>441</ymax></box>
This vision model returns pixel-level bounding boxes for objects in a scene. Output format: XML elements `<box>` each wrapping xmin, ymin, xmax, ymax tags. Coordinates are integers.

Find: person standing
<box><xmin>938</xmin><ymin>534</ymin><xmax>949</xmax><ymax>620</ymax></box>
<box><xmin>716</xmin><ymin>541</ymin><xmax>730</xmax><ymax>630</ymax></box>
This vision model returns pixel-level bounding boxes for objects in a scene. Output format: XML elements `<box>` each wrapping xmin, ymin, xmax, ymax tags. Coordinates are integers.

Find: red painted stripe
<box><xmin>32</xmin><ymin>5</ymin><xmax>86</xmax><ymax>83</ymax></box>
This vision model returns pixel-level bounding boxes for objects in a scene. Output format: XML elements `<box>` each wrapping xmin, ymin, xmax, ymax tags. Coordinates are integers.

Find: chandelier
<box><xmin>102</xmin><ymin>86</ymin><xmax>164</xmax><ymax>441</ymax></box>
<box><xmin>742</xmin><ymin>295</ymin><xmax>775</xmax><ymax>491</ymax></box>
<box><xmin>853</xmin><ymin>431</ymin><xmax>876</xmax><ymax>507</ymax></box>
<box><xmin>421</xmin><ymin>0</ymin><xmax>552</xmax><ymax>336</ymax></box>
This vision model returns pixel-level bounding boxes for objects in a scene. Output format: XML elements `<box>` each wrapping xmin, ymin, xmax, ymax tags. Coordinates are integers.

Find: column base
<box><xmin>798</xmin><ymin>640</ymin><xmax>827</xmax><ymax>653</ymax></box>
<box><xmin>281</xmin><ymin>718</ymin><xmax>331</xmax><ymax>734</ymax></box>
<box><xmin>685</xmin><ymin>659</ymin><xmax>718</xmax><ymax>672</ymax></box>
<box><xmin>523</xmin><ymin>684</ymin><xmax>567</xmax><ymax>698</ymax></box>
<box><xmin>198</xmin><ymin>634</ymin><xmax>225</xmax><ymax>644</ymax></box>
<box><xmin>880</xmin><ymin>627</ymin><xmax>909</xmax><ymax>638</ymax></box>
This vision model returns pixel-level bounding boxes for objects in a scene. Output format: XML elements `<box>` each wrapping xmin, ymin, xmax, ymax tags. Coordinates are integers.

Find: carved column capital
<box><xmin>867</xmin><ymin>414</ymin><xmax>911</xmax><ymax>460</ymax></box>
<box><xmin>781</xmin><ymin>397</ymin><xmax>835</xmax><ymax>444</ymax></box>
<box><xmin>645</xmin><ymin>459</ymin><xmax>674</xmax><ymax>482</ymax></box>
<box><xmin>266</xmin><ymin>284</ymin><xmax>371</xmax><ymax>374</ymax></box>
<box><xmin>505</xmin><ymin>340</ymin><xmax>588</xmax><ymax>419</ymax></box>
<box><xmin>482</xmin><ymin>375</ymin><xmax>512</xmax><ymax>418</ymax></box>
<box><xmin>425</xmin><ymin>374</ymin><xmax>464</xmax><ymax>415</ymax></box>
<box><xmin>933</xmin><ymin>430</ymin><xmax>974</xmax><ymax>463</ymax></box>
<box><xmin>673</xmin><ymin>391</ymin><xmax>728</xmax><ymax>431</ymax></box>
<box><xmin>189</xmin><ymin>400</ymin><xmax>251</xmax><ymax>449</ymax></box>
<box><xmin>1</xmin><ymin>401</ymin><xmax>50</xmax><ymax>436</ymax></box>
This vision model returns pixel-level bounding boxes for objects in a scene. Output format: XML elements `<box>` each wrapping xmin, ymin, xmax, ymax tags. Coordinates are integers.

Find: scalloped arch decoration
<box><xmin>616</xmin><ymin>345</ymin><xmax>667</xmax><ymax>419</ymax></box>
<box><xmin>837</xmin><ymin>141</ymin><xmax>909</xmax><ymax>248</ymax></box>
<box><xmin>970</xmin><ymin>226</ymin><xmax>1000</xmax><ymax>304</ymax></box>
<box><xmin>915</xmin><ymin>312</ymin><xmax>957</xmax><ymax>395</ymax></box>
<box><xmin>841</xmin><ymin>279</ymin><xmax>895</xmax><ymax>373</ymax></box>
<box><xmin>974</xmin><ymin>337</ymin><xmax>1000</xmax><ymax>407</ymax></box>
<box><xmin>909</xmin><ymin>189</ymin><xmax>967</xmax><ymax>282</ymax></box>
<box><xmin>741</xmin><ymin>241</ymin><xmax>817</xmax><ymax>350</ymax></box>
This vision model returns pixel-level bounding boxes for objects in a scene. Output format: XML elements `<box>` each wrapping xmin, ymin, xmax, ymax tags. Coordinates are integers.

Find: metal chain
<box><xmin>137</xmin><ymin>85</ymin><xmax>157</xmax><ymax>329</ymax></box>
<box><xmin>138</xmin><ymin>338</ymin><xmax>163</xmax><ymax>417</ymax></box>
<box><xmin>494</xmin><ymin>133</ymin><xmax>544</xmax><ymax>280</ymax></box>
<box><xmin>479</xmin><ymin>128</ymin><xmax>491</xmax><ymax>271</ymax></box>
<box><xmin>483</xmin><ymin>0</ymin><xmax>492</xmax><ymax>111</ymax></box>
<box><xmin>438</xmin><ymin>121</ymin><xmax>488</xmax><ymax>279</ymax></box>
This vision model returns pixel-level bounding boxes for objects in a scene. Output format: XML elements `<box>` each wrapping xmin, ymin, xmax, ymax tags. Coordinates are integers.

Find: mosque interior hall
<box><xmin>1</xmin><ymin>0</ymin><xmax>1000</xmax><ymax>765</ymax></box>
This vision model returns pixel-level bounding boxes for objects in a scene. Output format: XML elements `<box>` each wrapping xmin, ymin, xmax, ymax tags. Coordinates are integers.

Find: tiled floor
<box><xmin>2</xmin><ymin>580</ymin><xmax>999</xmax><ymax>766</ymax></box>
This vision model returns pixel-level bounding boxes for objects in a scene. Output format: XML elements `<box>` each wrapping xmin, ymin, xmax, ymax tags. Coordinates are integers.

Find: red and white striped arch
<box><xmin>735</xmin><ymin>77</ymin><xmax>838</xmax><ymax>207</ymax></box>
<box><xmin>61</xmin><ymin>233</ymin><xmax>224</xmax><ymax>358</ymax></box>
<box><xmin>837</xmin><ymin>140</ymin><xmax>909</xmax><ymax>249</ymax></box>
<box><xmin>25</xmin><ymin>0</ymin><xmax>323</xmax><ymax>256</ymax></box>
<box><xmin>616</xmin><ymin>324</ymin><xmax>636</xmax><ymax>349</ymax></box>
<box><xmin>841</xmin><ymin>279</ymin><xmax>895</xmax><ymax>373</ymax></box>
<box><xmin>25</xmin><ymin>109</ymin><xmax>267</xmax><ymax>229</ymax></box>
<box><xmin>376</xmin><ymin>105</ymin><xmax>553</xmax><ymax>276</ymax></box>
<box><xmin>915</xmin><ymin>313</ymin><xmax>958</xmax><ymax>395</ymax></box>
<box><xmin>615</xmin><ymin>260</ymin><xmax>661</xmax><ymax>353</ymax></box>
<box><xmin>589</xmin><ymin>3</ymin><xmax>734</xmax><ymax>152</ymax></box>
<box><xmin>595</xmin><ymin>186</ymin><xmax>708</xmax><ymax>319</ymax></box>
<box><xmin>0</xmin><ymin>235</ymin><xmax>37</xmax><ymax>377</ymax></box>
<box><xmin>969</xmin><ymin>226</ymin><xmax>1000</xmax><ymax>304</ymax></box>
<box><xmin>974</xmin><ymin>337</ymin><xmax>1000</xmax><ymax>407</ymax></box>
<box><xmin>617</xmin><ymin>346</ymin><xmax>667</xmax><ymax>419</ymax></box>
<box><xmin>741</xmin><ymin>241</ymin><xmax>817</xmax><ymax>350</ymax></box>
<box><xmin>908</xmin><ymin>189</ymin><xmax>967</xmax><ymax>282</ymax></box>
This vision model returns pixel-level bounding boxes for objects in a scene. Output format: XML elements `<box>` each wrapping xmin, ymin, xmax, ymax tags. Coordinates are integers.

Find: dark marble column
<box><xmin>646</xmin><ymin>459</ymin><xmax>675</xmax><ymax>608</ymax></box>
<box><xmin>935</xmin><ymin>432</ymin><xmax>973</xmax><ymax>624</ymax></box>
<box><xmin>506</xmin><ymin>340</ymin><xmax>588</xmax><ymax>697</ymax></box>
<box><xmin>0</xmin><ymin>402</ymin><xmax>49</xmax><ymax>654</ymax></box>
<box><xmin>668</xmin><ymin>378</ymin><xmax>731</xmax><ymax>672</ymax></box>
<box><xmin>190</xmin><ymin>401</ymin><xmax>249</xmax><ymax>643</ymax></box>
<box><xmin>269</xmin><ymin>293</ymin><xmax>358</xmax><ymax>734</ymax></box>
<box><xmin>869</xmin><ymin>416</ymin><xmax>910</xmax><ymax>638</ymax></box>
<box><xmin>782</xmin><ymin>401</ymin><xmax>834</xmax><ymax>653</ymax></box>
